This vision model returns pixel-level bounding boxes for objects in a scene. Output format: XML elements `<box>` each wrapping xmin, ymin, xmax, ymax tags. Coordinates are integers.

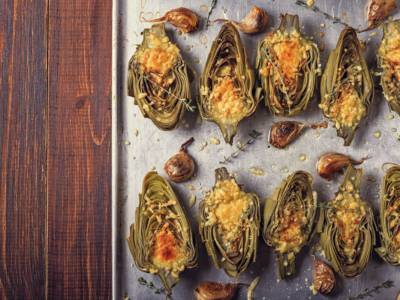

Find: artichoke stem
<box><xmin>278</xmin><ymin>254</ymin><xmax>296</xmax><ymax>279</ymax></box>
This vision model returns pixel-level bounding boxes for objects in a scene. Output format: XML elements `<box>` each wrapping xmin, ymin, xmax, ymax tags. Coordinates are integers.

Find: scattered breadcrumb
<box><xmin>210</xmin><ymin>137</ymin><xmax>221</xmax><ymax>145</ymax></box>
<box><xmin>188</xmin><ymin>194</ymin><xmax>196</xmax><ymax>208</ymax></box>
<box><xmin>199</xmin><ymin>141</ymin><xmax>208</xmax><ymax>151</ymax></box>
<box><xmin>299</xmin><ymin>154</ymin><xmax>307</xmax><ymax>161</ymax></box>
<box><xmin>249</xmin><ymin>167</ymin><xmax>266</xmax><ymax>176</ymax></box>
<box><xmin>373</xmin><ymin>130</ymin><xmax>382</xmax><ymax>139</ymax></box>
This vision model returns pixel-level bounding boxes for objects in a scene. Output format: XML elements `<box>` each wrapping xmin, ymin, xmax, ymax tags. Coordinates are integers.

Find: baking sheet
<box><xmin>113</xmin><ymin>0</ymin><xmax>400</xmax><ymax>299</ymax></box>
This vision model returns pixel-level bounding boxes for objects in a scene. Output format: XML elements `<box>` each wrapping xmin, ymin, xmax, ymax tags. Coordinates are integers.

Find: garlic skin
<box><xmin>313</xmin><ymin>258</ymin><xmax>335</xmax><ymax>295</ymax></box>
<box><xmin>142</xmin><ymin>7</ymin><xmax>199</xmax><ymax>33</ymax></box>
<box><xmin>194</xmin><ymin>282</ymin><xmax>238</xmax><ymax>300</ymax></box>
<box><xmin>367</xmin><ymin>0</ymin><xmax>396</xmax><ymax>29</ymax></box>
<box><xmin>316</xmin><ymin>152</ymin><xmax>368</xmax><ymax>180</ymax></box>
<box><xmin>164</xmin><ymin>138</ymin><xmax>196</xmax><ymax>183</ymax></box>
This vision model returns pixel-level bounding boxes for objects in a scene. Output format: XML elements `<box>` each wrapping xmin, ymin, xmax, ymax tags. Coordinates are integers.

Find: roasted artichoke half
<box><xmin>255</xmin><ymin>14</ymin><xmax>320</xmax><ymax>116</ymax></box>
<box><xmin>127</xmin><ymin>171</ymin><xmax>197</xmax><ymax>295</ymax></box>
<box><xmin>128</xmin><ymin>23</ymin><xmax>191</xmax><ymax>130</ymax></box>
<box><xmin>199</xmin><ymin>23</ymin><xmax>258</xmax><ymax>144</ymax></box>
<box><xmin>320</xmin><ymin>27</ymin><xmax>373</xmax><ymax>146</ymax></box>
<box><xmin>320</xmin><ymin>165</ymin><xmax>375</xmax><ymax>277</ymax></box>
<box><xmin>378</xmin><ymin>19</ymin><xmax>400</xmax><ymax>115</ymax></box>
<box><xmin>263</xmin><ymin>171</ymin><xmax>317</xmax><ymax>279</ymax></box>
<box><xmin>376</xmin><ymin>164</ymin><xmax>400</xmax><ymax>265</ymax></box>
<box><xmin>199</xmin><ymin>167</ymin><xmax>260</xmax><ymax>277</ymax></box>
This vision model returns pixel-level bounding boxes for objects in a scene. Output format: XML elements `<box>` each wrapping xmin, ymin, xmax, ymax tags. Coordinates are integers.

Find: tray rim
<box><xmin>110</xmin><ymin>1</ymin><xmax>400</xmax><ymax>299</ymax></box>
<box><xmin>112</xmin><ymin>0</ymin><xmax>119</xmax><ymax>299</ymax></box>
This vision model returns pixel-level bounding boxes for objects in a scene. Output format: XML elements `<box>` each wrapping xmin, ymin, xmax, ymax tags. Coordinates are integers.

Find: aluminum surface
<box><xmin>113</xmin><ymin>1</ymin><xmax>400</xmax><ymax>299</ymax></box>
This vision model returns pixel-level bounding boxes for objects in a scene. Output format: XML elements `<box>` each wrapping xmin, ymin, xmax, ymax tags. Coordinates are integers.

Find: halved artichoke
<box><xmin>263</xmin><ymin>171</ymin><xmax>318</xmax><ymax>278</ymax></box>
<box><xmin>127</xmin><ymin>171</ymin><xmax>197</xmax><ymax>295</ymax></box>
<box><xmin>320</xmin><ymin>27</ymin><xmax>373</xmax><ymax>146</ymax></box>
<box><xmin>128</xmin><ymin>23</ymin><xmax>191</xmax><ymax>130</ymax></box>
<box><xmin>320</xmin><ymin>165</ymin><xmax>375</xmax><ymax>277</ymax></box>
<box><xmin>199</xmin><ymin>23</ymin><xmax>258</xmax><ymax>144</ymax></box>
<box><xmin>199</xmin><ymin>167</ymin><xmax>260</xmax><ymax>277</ymax></box>
<box><xmin>378</xmin><ymin>19</ymin><xmax>400</xmax><ymax>115</ymax></box>
<box><xmin>255</xmin><ymin>14</ymin><xmax>320</xmax><ymax>116</ymax></box>
<box><xmin>376</xmin><ymin>164</ymin><xmax>400</xmax><ymax>265</ymax></box>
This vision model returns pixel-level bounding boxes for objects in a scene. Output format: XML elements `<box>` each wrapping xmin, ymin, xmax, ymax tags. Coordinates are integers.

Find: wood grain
<box><xmin>47</xmin><ymin>0</ymin><xmax>112</xmax><ymax>298</ymax></box>
<box><xmin>0</xmin><ymin>0</ymin><xmax>47</xmax><ymax>299</ymax></box>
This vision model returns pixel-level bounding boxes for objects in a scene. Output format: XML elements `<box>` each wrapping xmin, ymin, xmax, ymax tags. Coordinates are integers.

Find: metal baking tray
<box><xmin>112</xmin><ymin>0</ymin><xmax>400</xmax><ymax>299</ymax></box>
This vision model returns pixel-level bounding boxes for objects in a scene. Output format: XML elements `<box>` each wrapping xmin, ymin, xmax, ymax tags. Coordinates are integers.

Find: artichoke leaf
<box><xmin>128</xmin><ymin>23</ymin><xmax>191</xmax><ymax>130</ymax></box>
<box><xmin>199</xmin><ymin>23</ymin><xmax>258</xmax><ymax>144</ymax></box>
<box><xmin>199</xmin><ymin>167</ymin><xmax>260</xmax><ymax>277</ymax></box>
<box><xmin>320</xmin><ymin>165</ymin><xmax>375</xmax><ymax>277</ymax></box>
<box><xmin>320</xmin><ymin>27</ymin><xmax>373</xmax><ymax>146</ymax></box>
<box><xmin>255</xmin><ymin>14</ymin><xmax>320</xmax><ymax>116</ymax></box>
<box><xmin>127</xmin><ymin>171</ymin><xmax>197</xmax><ymax>295</ymax></box>
<box><xmin>378</xmin><ymin>19</ymin><xmax>400</xmax><ymax>115</ymax></box>
<box><xmin>263</xmin><ymin>171</ymin><xmax>318</xmax><ymax>279</ymax></box>
<box><xmin>376</xmin><ymin>164</ymin><xmax>400</xmax><ymax>265</ymax></box>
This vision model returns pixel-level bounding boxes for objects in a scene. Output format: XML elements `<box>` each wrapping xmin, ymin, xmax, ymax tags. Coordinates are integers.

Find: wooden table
<box><xmin>1</xmin><ymin>1</ymin><xmax>112</xmax><ymax>298</ymax></box>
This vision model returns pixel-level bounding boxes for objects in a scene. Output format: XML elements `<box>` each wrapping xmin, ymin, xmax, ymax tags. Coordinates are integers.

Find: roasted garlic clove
<box><xmin>269</xmin><ymin>121</ymin><xmax>305</xmax><ymax>149</ymax></box>
<box><xmin>194</xmin><ymin>282</ymin><xmax>238</xmax><ymax>300</ymax></box>
<box><xmin>367</xmin><ymin>0</ymin><xmax>397</xmax><ymax>30</ymax></box>
<box><xmin>127</xmin><ymin>171</ymin><xmax>197</xmax><ymax>295</ymax></box>
<box><xmin>256</xmin><ymin>14</ymin><xmax>320</xmax><ymax>116</ymax></box>
<box><xmin>164</xmin><ymin>137</ymin><xmax>196</xmax><ymax>183</ymax></box>
<box><xmin>199</xmin><ymin>167</ymin><xmax>260</xmax><ymax>277</ymax></box>
<box><xmin>313</xmin><ymin>258</ymin><xmax>336</xmax><ymax>295</ymax></box>
<box><xmin>263</xmin><ymin>171</ymin><xmax>318</xmax><ymax>278</ymax></box>
<box><xmin>141</xmin><ymin>7</ymin><xmax>199</xmax><ymax>33</ymax></box>
<box><xmin>269</xmin><ymin>120</ymin><xmax>327</xmax><ymax>149</ymax></box>
<box><xmin>214</xmin><ymin>6</ymin><xmax>268</xmax><ymax>34</ymax></box>
<box><xmin>316</xmin><ymin>152</ymin><xmax>368</xmax><ymax>180</ymax></box>
<box><xmin>320</xmin><ymin>165</ymin><xmax>375</xmax><ymax>277</ymax></box>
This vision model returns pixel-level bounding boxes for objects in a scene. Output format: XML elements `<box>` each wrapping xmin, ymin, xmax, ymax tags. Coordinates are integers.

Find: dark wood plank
<box><xmin>47</xmin><ymin>0</ymin><xmax>112</xmax><ymax>298</ymax></box>
<box><xmin>0</xmin><ymin>0</ymin><xmax>47</xmax><ymax>299</ymax></box>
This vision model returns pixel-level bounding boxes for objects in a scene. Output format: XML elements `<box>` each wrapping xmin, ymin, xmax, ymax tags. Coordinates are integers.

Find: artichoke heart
<box><xmin>320</xmin><ymin>165</ymin><xmax>375</xmax><ymax>277</ymax></box>
<box><xmin>199</xmin><ymin>167</ymin><xmax>260</xmax><ymax>277</ymax></box>
<box><xmin>199</xmin><ymin>23</ymin><xmax>258</xmax><ymax>144</ymax></box>
<box><xmin>320</xmin><ymin>27</ymin><xmax>373</xmax><ymax>146</ymax></box>
<box><xmin>376</xmin><ymin>164</ymin><xmax>400</xmax><ymax>265</ymax></box>
<box><xmin>378</xmin><ymin>19</ymin><xmax>400</xmax><ymax>115</ymax></box>
<box><xmin>127</xmin><ymin>171</ymin><xmax>197</xmax><ymax>295</ymax></box>
<box><xmin>128</xmin><ymin>23</ymin><xmax>191</xmax><ymax>130</ymax></box>
<box><xmin>263</xmin><ymin>171</ymin><xmax>317</xmax><ymax>278</ymax></box>
<box><xmin>255</xmin><ymin>14</ymin><xmax>320</xmax><ymax>116</ymax></box>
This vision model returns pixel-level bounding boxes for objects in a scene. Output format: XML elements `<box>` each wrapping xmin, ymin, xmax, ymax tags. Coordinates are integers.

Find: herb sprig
<box><xmin>219</xmin><ymin>130</ymin><xmax>262</xmax><ymax>164</ymax></box>
<box><xmin>295</xmin><ymin>0</ymin><xmax>353</xmax><ymax>29</ymax></box>
<box><xmin>137</xmin><ymin>277</ymin><xmax>167</xmax><ymax>296</ymax></box>
<box><xmin>263</xmin><ymin>50</ymin><xmax>292</xmax><ymax>107</ymax></box>
<box><xmin>143</xmin><ymin>75</ymin><xmax>196</xmax><ymax>112</ymax></box>
<box><xmin>348</xmin><ymin>280</ymin><xmax>394</xmax><ymax>300</ymax></box>
<box><xmin>206</xmin><ymin>0</ymin><xmax>218</xmax><ymax>28</ymax></box>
